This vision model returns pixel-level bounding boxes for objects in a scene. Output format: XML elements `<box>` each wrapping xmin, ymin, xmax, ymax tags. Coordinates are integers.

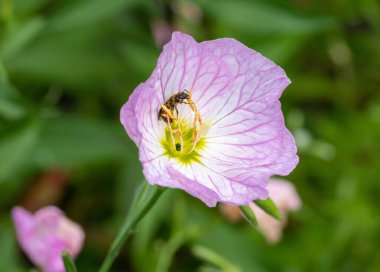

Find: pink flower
<box><xmin>250</xmin><ymin>179</ymin><xmax>301</xmax><ymax>244</ymax></box>
<box><xmin>12</xmin><ymin>206</ymin><xmax>85</xmax><ymax>272</ymax></box>
<box><xmin>151</xmin><ymin>20</ymin><xmax>172</xmax><ymax>47</ymax></box>
<box><xmin>121</xmin><ymin>32</ymin><xmax>298</xmax><ymax>207</ymax></box>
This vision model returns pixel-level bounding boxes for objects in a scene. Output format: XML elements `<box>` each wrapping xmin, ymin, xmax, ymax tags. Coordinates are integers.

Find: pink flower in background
<box><xmin>151</xmin><ymin>20</ymin><xmax>172</xmax><ymax>47</ymax></box>
<box><xmin>121</xmin><ymin>32</ymin><xmax>298</xmax><ymax>207</ymax></box>
<box><xmin>12</xmin><ymin>206</ymin><xmax>84</xmax><ymax>272</ymax></box>
<box><xmin>251</xmin><ymin>179</ymin><xmax>301</xmax><ymax>244</ymax></box>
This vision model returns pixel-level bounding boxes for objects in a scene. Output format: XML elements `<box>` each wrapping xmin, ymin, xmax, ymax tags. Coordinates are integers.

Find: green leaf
<box><xmin>34</xmin><ymin>115</ymin><xmax>128</xmax><ymax>169</ymax></box>
<box><xmin>62</xmin><ymin>251</ymin><xmax>77</xmax><ymax>272</ymax></box>
<box><xmin>0</xmin><ymin>82</ymin><xmax>29</xmax><ymax>120</ymax></box>
<box><xmin>0</xmin><ymin>219</ymin><xmax>21</xmax><ymax>271</ymax></box>
<box><xmin>98</xmin><ymin>183</ymin><xmax>164</xmax><ymax>272</ymax></box>
<box><xmin>197</xmin><ymin>265</ymin><xmax>223</xmax><ymax>272</ymax></box>
<box><xmin>239</xmin><ymin>206</ymin><xmax>258</xmax><ymax>226</ymax></box>
<box><xmin>253</xmin><ymin>36</ymin><xmax>307</xmax><ymax>66</ymax></box>
<box><xmin>195</xmin><ymin>216</ymin><xmax>265</xmax><ymax>272</ymax></box>
<box><xmin>192</xmin><ymin>245</ymin><xmax>239</xmax><ymax>272</ymax></box>
<box><xmin>130</xmin><ymin>190</ymin><xmax>178</xmax><ymax>272</ymax></box>
<box><xmin>254</xmin><ymin>198</ymin><xmax>282</xmax><ymax>221</ymax></box>
<box><xmin>0</xmin><ymin>60</ymin><xmax>8</xmax><ymax>83</ymax></box>
<box><xmin>0</xmin><ymin>118</ymin><xmax>40</xmax><ymax>183</ymax></box>
<box><xmin>12</xmin><ymin>0</ymin><xmax>51</xmax><ymax>16</ymax></box>
<box><xmin>47</xmin><ymin>0</ymin><xmax>137</xmax><ymax>32</ymax></box>
<box><xmin>120</xmin><ymin>40</ymin><xmax>158</xmax><ymax>79</ymax></box>
<box><xmin>4</xmin><ymin>32</ymin><xmax>123</xmax><ymax>89</ymax></box>
<box><xmin>198</xmin><ymin>0</ymin><xmax>338</xmax><ymax>37</ymax></box>
<box><xmin>1</xmin><ymin>17</ymin><xmax>45</xmax><ymax>61</ymax></box>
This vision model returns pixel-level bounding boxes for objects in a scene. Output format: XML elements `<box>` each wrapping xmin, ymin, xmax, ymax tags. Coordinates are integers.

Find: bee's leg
<box><xmin>174</xmin><ymin>105</ymin><xmax>179</xmax><ymax>118</ymax></box>
<box><xmin>162</xmin><ymin>104</ymin><xmax>182</xmax><ymax>150</ymax></box>
<box><xmin>160</xmin><ymin>105</ymin><xmax>176</xmax><ymax>147</ymax></box>
<box><xmin>160</xmin><ymin>104</ymin><xmax>176</xmax><ymax>120</ymax></box>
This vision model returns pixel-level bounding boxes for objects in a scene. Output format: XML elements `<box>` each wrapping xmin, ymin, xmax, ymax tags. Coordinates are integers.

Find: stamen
<box><xmin>187</xmin><ymin>89</ymin><xmax>203</xmax><ymax>151</ymax></box>
<box><xmin>190</xmin><ymin>121</ymin><xmax>210</xmax><ymax>152</ymax></box>
<box><xmin>177</xmin><ymin>119</ymin><xmax>184</xmax><ymax>152</ymax></box>
<box><xmin>159</xmin><ymin>89</ymin><xmax>203</xmax><ymax>154</ymax></box>
<box><xmin>166</xmin><ymin>118</ymin><xmax>176</xmax><ymax>147</ymax></box>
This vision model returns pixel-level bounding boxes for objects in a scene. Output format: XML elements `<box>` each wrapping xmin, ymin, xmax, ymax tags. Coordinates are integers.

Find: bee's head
<box><xmin>177</xmin><ymin>90</ymin><xmax>189</xmax><ymax>100</ymax></box>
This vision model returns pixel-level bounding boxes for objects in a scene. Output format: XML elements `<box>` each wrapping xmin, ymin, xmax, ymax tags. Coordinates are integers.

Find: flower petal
<box><xmin>120</xmin><ymin>71</ymin><xmax>161</xmax><ymax>146</ymax></box>
<box><xmin>132</xmin><ymin>84</ymin><xmax>180</xmax><ymax>189</ymax></box>
<box><xmin>157</xmin><ymin>32</ymin><xmax>233</xmax><ymax>110</ymax></box>
<box><xmin>135</xmin><ymin>84</ymin><xmax>166</xmax><ymax>163</ymax></box>
<box><xmin>202</xmin><ymin>100</ymin><xmax>298</xmax><ymax>175</ymax></box>
<box><xmin>167</xmin><ymin>162</ymin><xmax>221</xmax><ymax>207</ymax></box>
<box><xmin>167</xmin><ymin>159</ymin><xmax>269</xmax><ymax>207</ymax></box>
<box><xmin>197</xmin><ymin>38</ymin><xmax>298</xmax><ymax>176</ymax></box>
<box><xmin>120</xmin><ymin>84</ymin><xmax>146</xmax><ymax>146</ymax></box>
<box><xmin>11</xmin><ymin>207</ymin><xmax>34</xmax><ymax>247</ymax></box>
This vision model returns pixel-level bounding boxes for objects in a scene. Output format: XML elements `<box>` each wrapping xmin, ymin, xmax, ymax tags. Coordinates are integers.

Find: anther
<box><xmin>158</xmin><ymin>89</ymin><xmax>202</xmax><ymax>152</ymax></box>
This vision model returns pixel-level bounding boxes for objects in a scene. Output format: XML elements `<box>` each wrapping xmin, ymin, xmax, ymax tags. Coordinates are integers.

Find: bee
<box><xmin>158</xmin><ymin>90</ymin><xmax>190</xmax><ymax>123</ymax></box>
<box><xmin>158</xmin><ymin>89</ymin><xmax>202</xmax><ymax>151</ymax></box>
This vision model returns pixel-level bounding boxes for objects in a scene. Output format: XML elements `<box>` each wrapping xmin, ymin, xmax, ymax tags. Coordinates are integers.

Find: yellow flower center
<box><xmin>160</xmin><ymin>120</ymin><xmax>206</xmax><ymax>165</ymax></box>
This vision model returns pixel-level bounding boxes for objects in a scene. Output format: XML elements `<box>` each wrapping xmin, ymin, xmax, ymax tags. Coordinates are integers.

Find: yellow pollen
<box><xmin>160</xmin><ymin>120</ymin><xmax>206</xmax><ymax>165</ymax></box>
<box><xmin>158</xmin><ymin>89</ymin><xmax>204</xmax><ymax>163</ymax></box>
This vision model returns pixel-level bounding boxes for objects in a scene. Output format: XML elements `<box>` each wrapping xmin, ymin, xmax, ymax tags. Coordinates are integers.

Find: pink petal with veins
<box><xmin>120</xmin><ymin>32</ymin><xmax>298</xmax><ymax>206</ymax></box>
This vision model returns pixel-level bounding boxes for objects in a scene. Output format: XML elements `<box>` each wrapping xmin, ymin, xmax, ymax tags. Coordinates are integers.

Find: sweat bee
<box><xmin>158</xmin><ymin>90</ymin><xmax>190</xmax><ymax>123</ymax></box>
<box><xmin>158</xmin><ymin>89</ymin><xmax>202</xmax><ymax>151</ymax></box>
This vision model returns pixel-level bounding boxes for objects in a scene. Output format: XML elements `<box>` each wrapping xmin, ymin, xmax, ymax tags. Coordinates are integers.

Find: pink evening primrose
<box><xmin>250</xmin><ymin>178</ymin><xmax>301</xmax><ymax>244</ymax></box>
<box><xmin>12</xmin><ymin>206</ymin><xmax>84</xmax><ymax>272</ymax></box>
<box><xmin>121</xmin><ymin>32</ymin><xmax>298</xmax><ymax>207</ymax></box>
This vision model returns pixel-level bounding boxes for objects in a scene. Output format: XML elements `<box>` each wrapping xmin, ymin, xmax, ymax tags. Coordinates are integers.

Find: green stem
<box><xmin>192</xmin><ymin>245</ymin><xmax>239</xmax><ymax>272</ymax></box>
<box><xmin>98</xmin><ymin>182</ymin><xmax>164</xmax><ymax>272</ymax></box>
<box><xmin>156</xmin><ymin>231</ymin><xmax>186</xmax><ymax>272</ymax></box>
<box><xmin>62</xmin><ymin>251</ymin><xmax>77</xmax><ymax>272</ymax></box>
<box><xmin>156</xmin><ymin>226</ymin><xmax>201</xmax><ymax>272</ymax></box>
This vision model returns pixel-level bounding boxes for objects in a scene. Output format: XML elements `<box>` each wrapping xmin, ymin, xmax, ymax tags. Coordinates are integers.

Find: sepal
<box><xmin>254</xmin><ymin>197</ymin><xmax>282</xmax><ymax>220</ymax></box>
<box><xmin>239</xmin><ymin>206</ymin><xmax>258</xmax><ymax>226</ymax></box>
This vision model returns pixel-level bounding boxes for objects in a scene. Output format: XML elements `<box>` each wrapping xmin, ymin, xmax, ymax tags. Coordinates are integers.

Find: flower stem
<box><xmin>191</xmin><ymin>245</ymin><xmax>239</xmax><ymax>272</ymax></box>
<box><xmin>98</xmin><ymin>182</ymin><xmax>164</xmax><ymax>272</ymax></box>
<box><xmin>62</xmin><ymin>251</ymin><xmax>77</xmax><ymax>272</ymax></box>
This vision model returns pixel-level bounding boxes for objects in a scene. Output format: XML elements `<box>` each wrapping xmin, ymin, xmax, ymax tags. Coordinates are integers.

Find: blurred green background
<box><xmin>1</xmin><ymin>0</ymin><xmax>380</xmax><ymax>271</ymax></box>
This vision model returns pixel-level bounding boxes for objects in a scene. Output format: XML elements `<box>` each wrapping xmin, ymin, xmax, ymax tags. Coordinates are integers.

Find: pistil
<box><xmin>160</xmin><ymin>120</ymin><xmax>206</xmax><ymax>165</ymax></box>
